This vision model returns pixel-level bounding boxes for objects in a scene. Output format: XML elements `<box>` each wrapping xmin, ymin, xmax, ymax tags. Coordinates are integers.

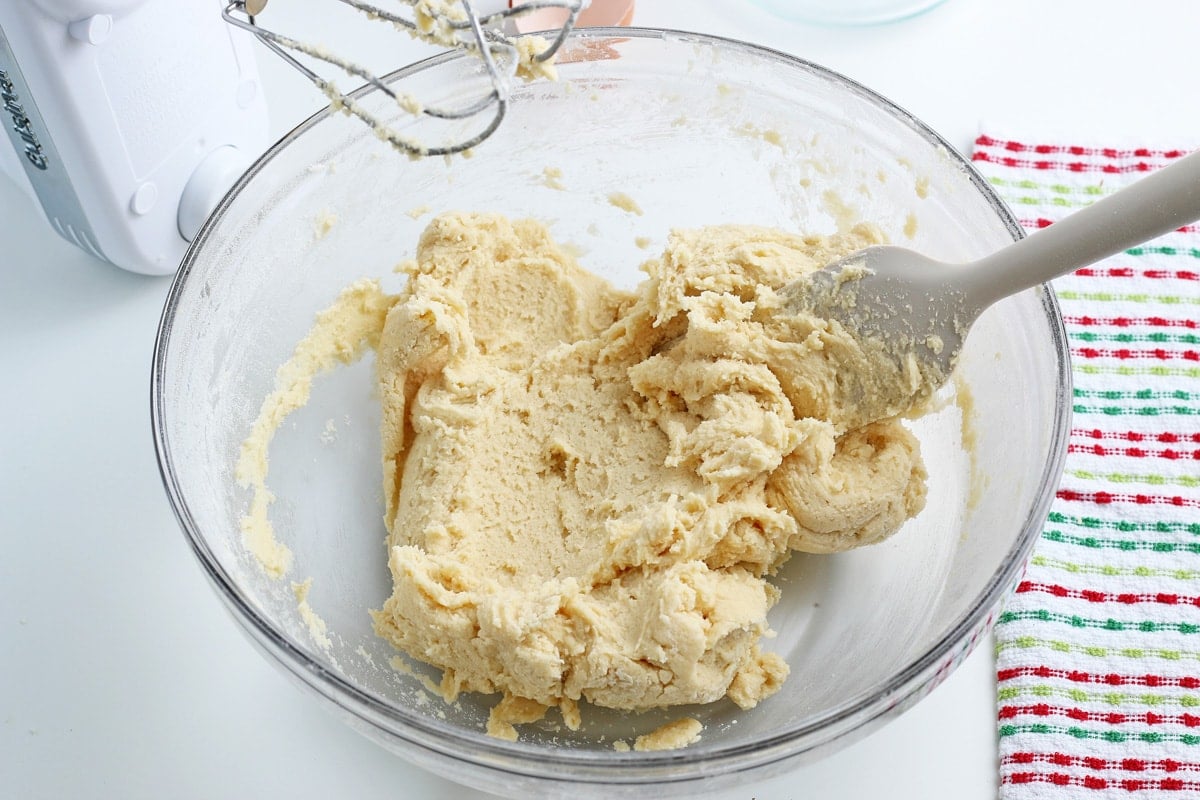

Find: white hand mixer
<box><xmin>0</xmin><ymin>0</ymin><xmax>585</xmax><ymax>275</ymax></box>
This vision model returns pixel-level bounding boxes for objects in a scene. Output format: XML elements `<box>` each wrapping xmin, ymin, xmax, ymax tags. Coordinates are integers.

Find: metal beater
<box><xmin>222</xmin><ymin>0</ymin><xmax>586</xmax><ymax>157</ymax></box>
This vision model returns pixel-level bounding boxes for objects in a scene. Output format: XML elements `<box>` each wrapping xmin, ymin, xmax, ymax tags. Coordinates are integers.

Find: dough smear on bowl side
<box><xmin>365</xmin><ymin>212</ymin><xmax>929</xmax><ymax>739</ymax></box>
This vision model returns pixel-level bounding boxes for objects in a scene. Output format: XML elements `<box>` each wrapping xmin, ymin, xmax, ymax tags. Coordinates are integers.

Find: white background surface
<box><xmin>3</xmin><ymin>2</ymin><xmax>1200</xmax><ymax>798</ymax></box>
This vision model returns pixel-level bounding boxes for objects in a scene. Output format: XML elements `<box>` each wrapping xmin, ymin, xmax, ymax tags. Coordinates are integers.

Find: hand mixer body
<box><xmin>0</xmin><ymin>0</ymin><xmax>268</xmax><ymax>274</ymax></box>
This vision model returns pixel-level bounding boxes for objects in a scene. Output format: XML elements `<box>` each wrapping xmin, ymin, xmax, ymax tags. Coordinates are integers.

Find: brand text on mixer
<box><xmin>0</xmin><ymin>68</ymin><xmax>48</xmax><ymax>171</ymax></box>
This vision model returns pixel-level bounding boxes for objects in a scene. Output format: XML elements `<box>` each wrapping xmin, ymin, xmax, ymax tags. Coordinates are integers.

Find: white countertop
<box><xmin>4</xmin><ymin>2</ymin><xmax>1199</xmax><ymax>798</ymax></box>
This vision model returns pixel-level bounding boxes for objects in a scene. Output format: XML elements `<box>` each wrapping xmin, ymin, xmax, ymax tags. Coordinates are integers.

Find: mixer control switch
<box><xmin>67</xmin><ymin>15</ymin><xmax>113</xmax><ymax>46</ymax></box>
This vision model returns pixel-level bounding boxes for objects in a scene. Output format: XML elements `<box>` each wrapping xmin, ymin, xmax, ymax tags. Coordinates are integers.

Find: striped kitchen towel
<box><xmin>973</xmin><ymin>133</ymin><xmax>1200</xmax><ymax>797</ymax></box>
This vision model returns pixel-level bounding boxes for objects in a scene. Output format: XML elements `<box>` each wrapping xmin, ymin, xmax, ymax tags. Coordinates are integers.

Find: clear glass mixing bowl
<box><xmin>152</xmin><ymin>28</ymin><xmax>1070</xmax><ymax>798</ymax></box>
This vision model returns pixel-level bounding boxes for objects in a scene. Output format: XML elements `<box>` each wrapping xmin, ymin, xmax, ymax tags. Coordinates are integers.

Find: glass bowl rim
<box><xmin>150</xmin><ymin>25</ymin><xmax>1072</xmax><ymax>781</ymax></box>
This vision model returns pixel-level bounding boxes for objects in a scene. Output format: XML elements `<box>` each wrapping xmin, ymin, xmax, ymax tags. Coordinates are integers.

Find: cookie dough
<box><xmin>633</xmin><ymin>717</ymin><xmax>703</xmax><ymax>752</ymax></box>
<box><xmin>370</xmin><ymin>212</ymin><xmax>928</xmax><ymax>732</ymax></box>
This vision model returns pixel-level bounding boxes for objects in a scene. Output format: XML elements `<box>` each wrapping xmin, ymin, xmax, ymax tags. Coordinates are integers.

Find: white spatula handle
<box><xmin>969</xmin><ymin>147</ymin><xmax>1200</xmax><ymax>309</ymax></box>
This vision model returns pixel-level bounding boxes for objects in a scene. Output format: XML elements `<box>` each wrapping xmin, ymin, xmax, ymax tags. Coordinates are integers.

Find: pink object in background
<box><xmin>510</xmin><ymin>0</ymin><xmax>634</xmax><ymax>31</ymax></box>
